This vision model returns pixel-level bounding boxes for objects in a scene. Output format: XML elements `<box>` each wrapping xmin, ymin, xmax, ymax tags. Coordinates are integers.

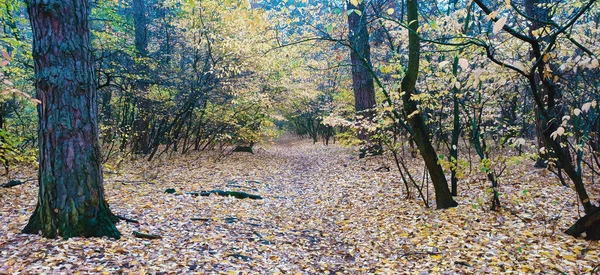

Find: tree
<box><xmin>468</xmin><ymin>0</ymin><xmax>599</xmax><ymax>237</ymax></box>
<box><xmin>22</xmin><ymin>0</ymin><xmax>121</xmax><ymax>239</ymax></box>
<box><xmin>525</xmin><ymin>0</ymin><xmax>553</xmax><ymax>168</ymax></box>
<box><xmin>471</xmin><ymin>0</ymin><xmax>596</xmax><ymax>214</ymax></box>
<box><xmin>401</xmin><ymin>0</ymin><xmax>457</xmax><ymax>209</ymax></box>
<box><xmin>347</xmin><ymin>0</ymin><xmax>376</xmax><ymax>139</ymax></box>
<box><xmin>132</xmin><ymin>0</ymin><xmax>152</xmax><ymax>154</ymax></box>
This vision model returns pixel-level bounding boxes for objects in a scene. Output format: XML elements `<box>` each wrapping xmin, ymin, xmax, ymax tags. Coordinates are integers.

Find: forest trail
<box><xmin>1</xmin><ymin>139</ymin><xmax>599</xmax><ymax>273</ymax></box>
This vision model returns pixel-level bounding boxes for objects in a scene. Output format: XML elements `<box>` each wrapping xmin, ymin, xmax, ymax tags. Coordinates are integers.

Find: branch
<box><xmin>481</xmin><ymin>43</ymin><xmax>529</xmax><ymax>77</ymax></box>
<box><xmin>552</xmin><ymin>0</ymin><xmax>598</xmax><ymax>37</ymax></box>
<box><xmin>471</xmin><ymin>0</ymin><xmax>536</xmax><ymax>43</ymax></box>
<box><xmin>133</xmin><ymin>231</ymin><xmax>162</xmax><ymax>239</ymax></box>
<box><xmin>1</xmin><ymin>178</ymin><xmax>34</xmax><ymax>188</ymax></box>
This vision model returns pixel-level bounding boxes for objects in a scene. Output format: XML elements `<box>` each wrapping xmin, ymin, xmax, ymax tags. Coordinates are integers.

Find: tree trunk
<box><xmin>565</xmin><ymin>207</ymin><xmax>600</xmax><ymax>240</ymax></box>
<box><xmin>450</xmin><ymin>77</ymin><xmax>460</xmax><ymax>196</ymax></box>
<box><xmin>526</xmin><ymin>0</ymin><xmax>552</xmax><ymax>168</ymax></box>
<box><xmin>347</xmin><ymin>0</ymin><xmax>376</xmax><ymax>140</ymax></box>
<box><xmin>522</xmin><ymin>0</ymin><xmax>592</xmax><ymax>213</ymax></box>
<box><xmin>22</xmin><ymin>0</ymin><xmax>120</xmax><ymax>239</ymax></box>
<box><xmin>449</xmin><ymin>4</ymin><xmax>471</xmax><ymax>196</ymax></box>
<box><xmin>132</xmin><ymin>0</ymin><xmax>152</xmax><ymax>154</ymax></box>
<box><xmin>402</xmin><ymin>0</ymin><xmax>457</xmax><ymax>209</ymax></box>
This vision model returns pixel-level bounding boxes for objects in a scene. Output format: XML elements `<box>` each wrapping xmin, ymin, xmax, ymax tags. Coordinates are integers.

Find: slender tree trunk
<box><xmin>132</xmin><ymin>0</ymin><xmax>151</xmax><ymax>154</ymax></box>
<box><xmin>23</xmin><ymin>0</ymin><xmax>120</xmax><ymax>239</ymax></box>
<box><xmin>449</xmin><ymin>3</ymin><xmax>471</xmax><ymax>196</ymax></box>
<box><xmin>526</xmin><ymin>0</ymin><xmax>552</xmax><ymax>168</ymax></box>
<box><xmin>402</xmin><ymin>0</ymin><xmax>457</xmax><ymax>209</ymax></box>
<box><xmin>347</xmin><ymin>0</ymin><xmax>376</xmax><ymax>140</ymax></box>
<box><xmin>523</xmin><ymin>0</ymin><xmax>591</xmax><ymax>212</ymax></box>
<box><xmin>450</xmin><ymin>73</ymin><xmax>460</xmax><ymax>196</ymax></box>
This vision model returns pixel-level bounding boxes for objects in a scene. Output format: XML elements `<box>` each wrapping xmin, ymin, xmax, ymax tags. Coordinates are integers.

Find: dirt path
<box><xmin>1</xmin><ymin>139</ymin><xmax>599</xmax><ymax>274</ymax></box>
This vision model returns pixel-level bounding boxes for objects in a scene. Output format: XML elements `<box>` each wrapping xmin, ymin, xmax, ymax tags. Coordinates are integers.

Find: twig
<box><xmin>400</xmin><ymin>250</ymin><xmax>441</xmax><ymax>258</ymax></box>
<box><xmin>114</xmin><ymin>180</ymin><xmax>148</xmax><ymax>185</ymax></box>
<box><xmin>115</xmin><ymin>214</ymin><xmax>139</xmax><ymax>223</ymax></box>
<box><xmin>502</xmin><ymin>206</ymin><xmax>532</xmax><ymax>223</ymax></box>
<box><xmin>455</xmin><ymin>261</ymin><xmax>472</xmax><ymax>267</ymax></box>
<box><xmin>188</xmin><ymin>190</ymin><xmax>263</xmax><ymax>200</ymax></box>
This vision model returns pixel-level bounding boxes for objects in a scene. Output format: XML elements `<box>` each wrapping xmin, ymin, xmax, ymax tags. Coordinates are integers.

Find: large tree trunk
<box><xmin>347</xmin><ymin>0</ymin><xmax>376</xmax><ymax>140</ymax></box>
<box><xmin>22</xmin><ymin>0</ymin><xmax>120</xmax><ymax>239</ymax></box>
<box><xmin>402</xmin><ymin>0</ymin><xmax>457</xmax><ymax>209</ymax></box>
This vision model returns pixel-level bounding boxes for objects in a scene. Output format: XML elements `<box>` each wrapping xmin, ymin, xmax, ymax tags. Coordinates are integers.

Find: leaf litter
<box><xmin>1</xmin><ymin>139</ymin><xmax>599</xmax><ymax>274</ymax></box>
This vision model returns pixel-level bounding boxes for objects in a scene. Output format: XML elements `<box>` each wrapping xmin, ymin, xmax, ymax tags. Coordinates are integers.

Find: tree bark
<box><xmin>402</xmin><ymin>0</ymin><xmax>457</xmax><ymax>209</ymax></box>
<box><xmin>347</xmin><ymin>0</ymin><xmax>376</xmax><ymax>140</ymax></box>
<box><xmin>449</xmin><ymin>3</ymin><xmax>470</xmax><ymax>196</ymax></box>
<box><xmin>132</xmin><ymin>0</ymin><xmax>152</xmax><ymax>154</ymax></box>
<box><xmin>523</xmin><ymin>0</ymin><xmax>592</xmax><ymax>213</ymax></box>
<box><xmin>525</xmin><ymin>0</ymin><xmax>553</xmax><ymax>168</ymax></box>
<box><xmin>22</xmin><ymin>0</ymin><xmax>120</xmax><ymax>239</ymax></box>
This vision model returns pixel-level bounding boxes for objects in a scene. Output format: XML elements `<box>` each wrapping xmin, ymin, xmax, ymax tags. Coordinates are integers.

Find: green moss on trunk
<box><xmin>22</xmin><ymin>0</ymin><xmax>120</xmax><ymax>239</ymax></box>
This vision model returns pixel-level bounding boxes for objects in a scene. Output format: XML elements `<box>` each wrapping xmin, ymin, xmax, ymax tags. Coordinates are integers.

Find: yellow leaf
<box><xmin>430</xmin><ymin>254</ymin><xmax>443</xmax><ymax>260</ymax></box>
<box><xmin>521</xmin><ymin>265</ymin><xmax>534</xmax><ymax>272</ymax></box>
<box><xmin>386</xmin><ymin>8</ymin><xmax>394</xmax><ymax>15</ymax></box>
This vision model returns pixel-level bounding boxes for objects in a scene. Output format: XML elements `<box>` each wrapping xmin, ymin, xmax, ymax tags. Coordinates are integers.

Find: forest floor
<box><xmin>1</xmin><ymin>137</ymin><xmax>599</xmax><ymax>274</ymax></box>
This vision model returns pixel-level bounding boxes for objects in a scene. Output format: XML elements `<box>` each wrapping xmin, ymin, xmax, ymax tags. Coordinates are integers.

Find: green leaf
<box><xmin>429</xmin><ymin>20</ymin><xmax>438</xmax><ymax>30</ymax></box>
<box><xmin>326</xmin><ymin>24</ymin><xmax>333</xmax><ymax>33</ymax></box>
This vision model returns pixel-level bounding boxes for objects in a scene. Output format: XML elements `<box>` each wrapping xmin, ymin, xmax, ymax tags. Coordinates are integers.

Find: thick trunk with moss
<box><xmin>22</xmin><ymin>0</ymin><xmax>120</xmax><ymax>239</ymax></box>
<box><xmin>402</xmin><ymin>0</ymin><xmax>457</xmax><ymax>209</ymax></box>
